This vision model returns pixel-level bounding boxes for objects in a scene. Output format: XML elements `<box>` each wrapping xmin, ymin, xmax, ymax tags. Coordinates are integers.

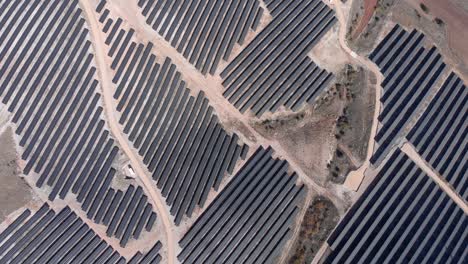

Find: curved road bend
<box><xmin>78</xmin><ymin>1</ymin><xmax>176</xmax><ymax>263</ymax></box>
<box><xmin>331</xmin><ymin>0</ymin><xmax>384</xmax><ymax>191</ymax></box>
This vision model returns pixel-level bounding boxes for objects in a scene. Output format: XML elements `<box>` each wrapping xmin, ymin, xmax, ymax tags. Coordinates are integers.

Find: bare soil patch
<box><xmin>402</xmin><ymin>0</ymin><xmax>468</xmax><ymax>77</ymax></box>
<box><xmin>287</xmin><ymin>196</ymin><xmax>339</xmax><ymax>264</ymax></box>
<box><xmin>309</xmin><ymin>25</ymin><xmax>351</xmax><ymax>74</ymax></box>
<box><xmin>0</xmin><ymin>127</ymin><xmax>33</xmax><ymax>222</ymax></box>
<box><xmin>352</xmin><ymin>0</ymin><xmax>378</xmax><ymax>38</ymax></box>
<box><xmin>347</xmin><ymin>0</ymin><xmax>398</xmax><ymax>54</ymax></box>
<box><xmin>252</xmin><ymin>103</ymin><xmax>339</xmax><ymax>186</ymax></box>
<box><xmin>252</xmin><ymin>64</ymin><xmax>372</xmax><ymax>187</ymax></box>
<box><xmin>328</xmin><ymin>66</ymin><xmax>375</xmax><ymax>184</ymax></box>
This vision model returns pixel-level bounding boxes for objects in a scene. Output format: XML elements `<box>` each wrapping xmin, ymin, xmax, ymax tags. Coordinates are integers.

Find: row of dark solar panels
<box><xmin>325</xmin><ymin>149</ymin><xmax>467</xmax><ymax>263</ymax></box>
<box><xmin>96</xmin><ymin>3</ymin><xmax>248</xmax><ymax>226</ymax></box>
<box><xmin>220</xmin><ymin>0</ymin><xmax>336</xmax><ymax>117</ymax></box>
<box><xmin>130</xmin><ymin>0</ymin><xmax>264</xmax><ymax>75</ymax></box>
<box><xmin>0</xmin><ymin>0</ymin><xmax>158</xmax><ymax>247</ymax></box>
<box><xmin>407</xmin><ymin>72</ymin><xmax>467</xmax><ymax>200</ymax></box>
<box><xmin>263</xmin><ymin>0</ymin><xmax>291</xmax><ymax>17</ymax></box>
<box><xmin>0</xmin><ymin>204</ymin><xmax>162</xmax><ymax>264</ymax></box>
<box><xmin>368</xmin><ymin>24</ymin><xmax>467</xmax><ymax>200</ymax></box>
<box><xmin>368</xmin><ymin>24</ymin><xmax>446</xmax><ymax>164</ymax></box>
<box><xmin>178</xmin><ymin>146</ymin><xmax>306</xmax><ymax>264</ymax></box>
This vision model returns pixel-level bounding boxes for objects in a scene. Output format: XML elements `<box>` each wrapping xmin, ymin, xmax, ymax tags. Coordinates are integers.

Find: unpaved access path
<box><xmin>107</xmin><ymin>0</ymin><xmax>346</xmax><ymax>206</ymax></box>
<box><xmin>331</xmin><ymin>0</ymin><xmax>384</xmax><ymax>192</ymax></box>
<box><xmin>78</xmin><ymin>1</ymin><xmax>177</xmax><ymax>263</ymax></box>
<box><xmin>401</xmin><ymin>143</ymin><xmax>468</xmax><ymax>214</ymax></box>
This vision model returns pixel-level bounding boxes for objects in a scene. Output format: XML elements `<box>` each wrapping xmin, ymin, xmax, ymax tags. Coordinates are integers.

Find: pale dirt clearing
<box><xmin>0</xmin><ymin>127</ymin><xmax>34</xmax><ymax>223</ymax></box>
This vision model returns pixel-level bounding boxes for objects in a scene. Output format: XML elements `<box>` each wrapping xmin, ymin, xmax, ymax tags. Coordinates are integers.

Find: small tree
<box><xmin>420</xmin><ymin>3</ymin><xmax>429</xmax><ymax>13</ymax></box>
<box><xmin>434</xmin><ymin>17</ymin><xmax>444</xmax><ymax>26</ymax></box>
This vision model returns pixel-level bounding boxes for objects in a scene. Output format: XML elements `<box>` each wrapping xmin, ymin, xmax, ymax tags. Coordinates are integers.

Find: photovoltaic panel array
<box><xmin>326</xmin><ymin>149</ymin><xmax>467</xmax><ymax>263</ymax></box>
<box><xmin>263</xmin><ymin>0</ymin><xmax>296</xmax><ymax>17</ymax></box>
<box><xmin>407</xmin><ymin>72</ymin><xmax>467</xmax><ymax>200</ymax></box>
<box><xmin>179</xmin><ymin>146</ymin><xmax>306</xmax><ymax>264</ymax></box>
<box><xmin>368</xmin><ymin>25</ymin><xmax>446</xmax><ymax>164</ymax></box>
<box><xmin>96</xmin><ymin>2</ymin><xmax>249</xmax><ymax>225</ymax></box>
<box><xmin>136</xmin><ymin>0</ymin><xmax>264</xmax><ymax>75</ymax></box>
<box><xmin>0</xmin><ymin>204</ymin><xmax>127</xmax><ymax>263</ymax></box>
<box><xmin>128</xmin><ymin>241</ymin><xmax>163</xmax><ymax>264</ymax></box>
<box><xmin>0</xmin><ymin>0</ymin><xmax>158</xmax><ymax>247</ymax></box>
<box><xmin>220</xmin><ymin>0</ymin><xmax>336</xmax><ymax>117</ymax></box>
<box><xmin>0</xmin><ymin>204</ymin><xmax>162</xmax><ymax>263</ymax></box>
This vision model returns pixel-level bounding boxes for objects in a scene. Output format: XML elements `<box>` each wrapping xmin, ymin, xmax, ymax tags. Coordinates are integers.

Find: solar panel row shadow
<box><xmin>0</xmin><ymin>204</ymin><xmax>126</xmax><ymax>263</ymax></box>
<box><xmin>0</xmin><ymin>203</ymin><xmax>163</xmax><ymax>263</ymax></box>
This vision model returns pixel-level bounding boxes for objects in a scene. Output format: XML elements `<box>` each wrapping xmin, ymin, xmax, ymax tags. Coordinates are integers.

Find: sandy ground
<box><xmin>406</xmin><ymin>0</ymin><xmax>468</xmax><ymax>67</ymax></box>
<box><xmin>309</xmin><ymin>25</ymin><xmax>351</xmax><ymax>73</ymax></box>
<box><xmin>352</xmin><ymin>0</ymin><xmax>378</xmax><ymax>38</ymax></box>
<box><xmin>392</xmin><ymin>0</ymin><xmax>468</xmax><ymax>79</ymax></box>
<box><xmin>0</xmin><ymin>0</ymin><xmax>386</xmax><ymax>262</ymax></box>
<box><xmin>254</xmin><ymin>108</ymin><xmax>338</xmax><ymax>186</ymax></box>
<box><xmin>0</xmin><ymin>199</ymin><xmax>43</xmax><ymax>237</ymax></box>
<box><xmin>10</xmin><ymin>126</ymin><xmax>142</xmax><ymax>259</ymax></box>
<box><xmin>0</xmin><ymin>127</ymin><xmax>34</xmax><ymax>222</ymax></box>
<box><xmin>92</xmin><ymin>2</ymin><xmax>359</xmax><ymax>262</ymax></box>
<box><xmin>0</xmin><ymin>104</ymin><xmax>11</xmax><ymax>136</ymax></box>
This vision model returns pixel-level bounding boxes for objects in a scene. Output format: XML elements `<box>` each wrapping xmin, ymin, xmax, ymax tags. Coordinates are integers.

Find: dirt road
<box><xmin>106</xmin><ymin>0</ymin><xmax>347</xmax><ymax>209</ymax></box>
<box><xmin>332</xmin><ymin>0</ymin><xmax>384</xmax><ymax>191</ymax></box>
<box><xmin>78</xmin><ymin>1</ymin><xmax>177</xmax><ymax>263</ymax></box>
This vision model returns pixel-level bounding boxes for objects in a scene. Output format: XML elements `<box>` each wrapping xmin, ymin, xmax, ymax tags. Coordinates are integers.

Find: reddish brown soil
<box><xmin>407</xmin><ymin>0</ymin><xmax>468</xmax><ymax>67</ymax></box>
<box><xmin>352</xmin><ymin>0</ymin><xmax>378</xmax><ymax>38</ymax></box>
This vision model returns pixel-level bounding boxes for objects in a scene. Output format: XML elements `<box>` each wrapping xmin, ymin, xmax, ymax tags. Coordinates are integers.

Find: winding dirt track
<box><xmin>78</xmin><ymin>1</ymin><xmax>177</xmax><ymax>263</ymax></box>
<box><xmin>331</xmin><ymin>0</ymin><xmax>384</xmax><ymax>192</ymax></box>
